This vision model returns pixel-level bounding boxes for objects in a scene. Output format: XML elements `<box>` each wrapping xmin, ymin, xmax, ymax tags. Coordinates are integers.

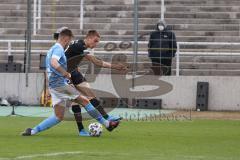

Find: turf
<box><xmin>0</xmin><ymin>117</ymin><xmax>240</xmax><ymax>160</ymax></box>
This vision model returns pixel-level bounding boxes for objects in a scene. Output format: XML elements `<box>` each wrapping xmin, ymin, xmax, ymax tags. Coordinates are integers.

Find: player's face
<box><xmin>63</xmin><ymin>36</ymin><xmax>73</xmax><ymax>49</ymax></box>
<box><xmin>87</xmin><ymin>36</ymin><xmax>100</xmax><ymax>49</ymax></box>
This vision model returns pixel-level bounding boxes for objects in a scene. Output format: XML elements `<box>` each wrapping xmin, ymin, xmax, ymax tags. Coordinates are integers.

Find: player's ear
<box><xmin>53</xmin><ymin>33</ymin><xmax>59</xmax><ymax>40</ymax></box>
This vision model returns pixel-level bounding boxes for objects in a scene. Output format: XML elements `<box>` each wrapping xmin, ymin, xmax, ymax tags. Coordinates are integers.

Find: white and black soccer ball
<box><xmin>88</xmin><ymin>122</ymin><xmax>103</xmax><ymax>137</ymax></box>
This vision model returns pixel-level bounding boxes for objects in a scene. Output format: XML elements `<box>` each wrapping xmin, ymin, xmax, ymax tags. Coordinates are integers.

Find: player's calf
<box><xmin>72</xmin><ymin>104</ymin><xmax>90</xmax><ymax>136</ymax></box>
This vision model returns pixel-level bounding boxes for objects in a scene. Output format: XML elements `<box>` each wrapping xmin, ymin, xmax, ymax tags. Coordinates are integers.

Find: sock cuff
<box><xmin>52</xmin><ymin>114</ymin><xmax>61</xmax><ymax>122</ymax></box>
<box><xmin>49</xmin><ymin>114</ymin><xmax>61</xmax><ymax>124</ymax></box>
<box><xmin>72</xmin><ymin>105</ymin><xmax>81</xmax><ymax>113</ymax></box>
<box><xmin>33</xmin><ymin>114</ymin><xmax>60</xmax><ymax>134</ymax></box>
<box><xmin>85</xmin><ymin>103</ymin><xmax>94</xmax><ymax>111</ymax></box>
<box><xmin>90</xmin><ymin>98</ymin><xmax>100</xmax><ymax>107</ymax></box>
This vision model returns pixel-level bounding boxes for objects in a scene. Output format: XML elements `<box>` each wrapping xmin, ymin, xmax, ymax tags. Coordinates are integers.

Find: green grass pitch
<box><xmin>0</xmin><ymin>117</ymin><xmax>240</xmax><ymax>160</ymax></box>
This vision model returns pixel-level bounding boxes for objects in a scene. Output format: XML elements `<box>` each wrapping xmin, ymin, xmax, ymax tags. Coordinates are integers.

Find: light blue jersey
<box><xmin>46</xmin><ymin>43</ymin><xmax>68</xmax><ymax>88</ymax></box>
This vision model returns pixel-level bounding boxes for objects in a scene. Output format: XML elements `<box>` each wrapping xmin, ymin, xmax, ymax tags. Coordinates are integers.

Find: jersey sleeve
<box><xmin>52</xmin><ymin>47</ymin><xmax>64</xmax><ymax>61</ymax></box>
<box><xmin>83</xmin><ymin>49</ymin><xmax>91</xmax><ymax>55</ymax></box>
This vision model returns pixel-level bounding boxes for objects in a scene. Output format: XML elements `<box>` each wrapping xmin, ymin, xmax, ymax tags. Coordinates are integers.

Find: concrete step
<box><xmin>167</xmin><ymin>6</ymin><xmax>240</xmax><ymax>12</ymax></box>
<box><xmin>0</xmin><ymin>41</ymin><xmax>53</xmax><ymax>49</ymax></box>
<box><xmin>0</xmin><ymin>46</ymin><xmax>49</xmax><ymax>51</ymax></box>
<box><xmin>165</xmin><ymin>12</ymin><xmax>240</xmax><ymax>19</ymax></box>
<box><xmin>0</xmin><ymin>10</ymin><xmax>26</xmax><ymax>17</ymax></box>
<box><xmin>1</xmin><ymin>53</ymin><xmax>240</xmax><ymax>75</ymax></box>
<box><xmin>0</xmin><ymin>4</ymin><xmax>27</xmax><ymax>10</ymax></box>
<box><xmin>2</xmin><ymin>33</ymin><xmax>240</xmax><ymax>42</ymax></box>
<box><xmin>69</xmin><ymin>68</ymin><xmax>240</xmax><ymax>76</ymax></box>
<box><xmin>173</xmin><ymin>24</ymin><xmax>240</xmax><ymax>31</ymax></box>
<box><xmin>172</xmin><ymin>69</ymin><xmax>240</xmax><ymax>76</ymax></box>
<box><xmin>0</xmin><ymin>0</ymin><xmax>238</xmax><ymax>5</ymax></box>
<box><xmin>175</xmin><ymin>31</ymin><xmax>240</xmax><ymax>36</ymax></box>
<box><xmin>84</xmin><ymin>5</ymin><xmax>161</xmax><ymax>12</ymax></box>
<box><xmin>37</xmin><ymin>29</ymin><xmax>151</xmax><ymax>36</ymax></box>
<box><xmin>177</xmin><ymin>55</ymin><xmax>240</xmax><ymax>63</ymax></box>
<box><xmin>0</xmin><ymin>53</ymin><xmax>42</xmax><ymax>61</ymax></box>
<box><xmin>2</xmin><ymin>21</ymin><xmax>238</xmax><ymax>38</ymax></box>
<box><xmin>31</xmin><ymin>17</ymin><xmax>240</xmax><ymax>25</ymax></box>
<box><xmin>172</xmin><ymin>62</ymin><xmax>240</xmax><ymax>70</ymax></box>
<box><xmin>1</xmin><ymin>0</ymin><xmax>240</xmax><ymax>6</ymax></box>
<box><xmin>41</xmin><ymin>0</ymin><xmax>160</xmax><ymax>5</ymax></box>
<box><xmin>180</xmin><ymin>44</ymin><xmax>240</xmax><ymax>50</ymax></box>
<box><xmin>0</xmin><ymin>6</ymin><xmax>240</xmax><ymax>19</ymax></box>
<box><xmin>166</xmin><ymin>18</ymin><xmax>240</xmax><ymax>24</ymax></box>
<box><xmin>84</xmin><ymin>11</ymin><xmax>240</xmax><ymax>19</ymax></box>
<box><xmin>0</xmin><ymin>34</ymin><xmax>55</xmax><ymax>40</ymax></box>
<box><xmin>0</xmin><ymin>0</ymin><xmax>27</xmax><ymax>4</ymax></box>
<box><xmin>165</xmin><ymin>0</ymin><xmax>240</xmax><ymax>6</ymax></box>
<box><xmin>40</xmin><ymin>23</ymin><xmax>155</xmax><ymax>30</ymax></box>
<box><xmin>175</xmin><ymin>36</ymin><xmax>240</xmax><ymax>42</ymax></box>
<box><xmin>34</xmin><ymin>28</ymin><xmax>240</xmax><ymax>36</ymax></box>
<box><xmin>0</xmin><ymin>4</ymin><xmax>161</xmax><ymax>12</ymax></box>
<box><xmin>0</xmin><ymin>16</ymin><xmax>26</xmax><ymax>23</ymax></box>
<box><xmin>0</xmin><ymin>9</ymin><xmax>158</xmax><ymax>17</ymax></box>
<box><xmin>0</xmin><ymin>22</ymin><xmax>27</xmax><ymax>28</ymax></box>
<box><xmin>86</xmin><ymin>18</ymin><xmax>240</xmax><ymax>25</ymax></box>
<box><xmin>1</xmin><ymin>38</ymin><xmax>240</xmax><ymax>53</ymax></box>
<box><xmin>35</xmin><ymin>23</ymin><xmax>240</xmax><ymax>31</ymax></box>
<box><xmin>22</xmin><ymin>68</ymin><xmax>240</xmax><ymax>76</ymax></box>
<box><xmin>0</xmin><ymin>35</ymin><xmax>26</xmax><ymax>40</ymax></box>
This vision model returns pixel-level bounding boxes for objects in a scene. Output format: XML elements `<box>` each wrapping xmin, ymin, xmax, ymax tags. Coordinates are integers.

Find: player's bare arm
<box><xmin>51</xmin><ymin>58</ymin><xmax>71</xmax><ymax>79</ymax></box>
<box><xmin>84</xmin><ymin>54</ymin><xmax>127</xmax><ymax>71</ymax></box>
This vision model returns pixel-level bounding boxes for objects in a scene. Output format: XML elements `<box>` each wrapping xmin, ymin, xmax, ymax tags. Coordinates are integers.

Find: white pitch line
<box><xmin>0</xmin><ymin>152</ymin><xmax>233</xmax><ymax>160</ymax></box>
<box><xmin>0</xmin><ymin>151</ymin><xmax>130</xmax><ymax>160</ymax></box>
<box><xmin>0</xmin><ymin>151</ymin><xmax>84</xmax><ymax>160</ymax></box>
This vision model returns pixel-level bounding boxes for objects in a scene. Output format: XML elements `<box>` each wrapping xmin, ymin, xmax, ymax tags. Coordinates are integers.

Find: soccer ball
<box><xmin>88</xmin><ymin>122</ymin><xmax>103</xmax><ymax>137</ymax></box>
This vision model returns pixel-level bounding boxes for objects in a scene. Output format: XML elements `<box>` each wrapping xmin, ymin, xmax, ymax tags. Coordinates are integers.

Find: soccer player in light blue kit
<box><xmin>21</xmin><ymin>28</ymin><xmax>119</xmax><ymax>136</ymax></box>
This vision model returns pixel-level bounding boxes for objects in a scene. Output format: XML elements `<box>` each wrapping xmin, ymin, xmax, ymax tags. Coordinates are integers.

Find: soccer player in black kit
<box><xmin>54</xmin><ymin>28</ymin><xmax>127</xmax><ymax>136</ymax></box>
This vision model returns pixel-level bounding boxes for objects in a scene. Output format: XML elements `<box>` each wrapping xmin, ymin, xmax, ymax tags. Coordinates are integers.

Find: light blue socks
<box><xmin>84</xmin><ymin>103</ymin><xmax>109</xmax><ymax>127</ymax></box>
<box><xmin>31</xmin><ymin>114</ymin><xmax>61</xmax><ymax>135</ymax></box>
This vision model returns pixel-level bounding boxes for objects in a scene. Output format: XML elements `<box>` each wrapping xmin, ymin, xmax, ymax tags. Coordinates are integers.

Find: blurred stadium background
<box><xmin>0</xmin><ymin>0</ymin><xmax>240</xmax><ymax>160</ymax></box>
<box><xmin>1</xmin><ymin>0</ymin><xmax>240</xmax><ymax>111</ymax></box>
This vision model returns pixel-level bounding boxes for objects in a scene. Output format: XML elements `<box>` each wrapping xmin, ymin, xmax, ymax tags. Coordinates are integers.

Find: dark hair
<box><xmin>53</xmin><ymin>32</ymin><xmax>59</xmax><ymax>40</ymax></box>
<box><xmin>86</xmin><ymin>30</ymin><xmax>100</xmax><ymax>38</ymax></box>
<box><xmin>59</xmin><ymin>28</ymin><xmax>73</xmax><ymax>38</ymax></box>
<box><xmin>53</xmin><ymin>27</ymin><xmax>71</xmax><ymax>40</ymax></box>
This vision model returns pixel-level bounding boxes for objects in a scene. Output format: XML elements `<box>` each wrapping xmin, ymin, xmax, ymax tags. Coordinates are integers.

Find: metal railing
<box><xmin>0</xmin><ymin>40</ymin><xmax>53</xmax><ymax>55</ymax></box>
<box><xmin>1</xmin><ymin>40</ymin><xmax>240</xmax><ymax>76</ymax></box>
<box><xmin>80</xmin><ymin>0</ymin><xmax>84</xmax><ymax>31</ymax></box>
<box><xmin>33</xmin><ymin>0</ymin><xmax>42</xmax><ymax>35</ymax></box>
<box><xmin>33</xmin><ymin>0</ymin><xmax>85</xmax><ymax>34</ymax></box>
<box><xmin>161</xmin><ymin>0</ymin><xmax>165</xmax><ymax>21</ymax></box>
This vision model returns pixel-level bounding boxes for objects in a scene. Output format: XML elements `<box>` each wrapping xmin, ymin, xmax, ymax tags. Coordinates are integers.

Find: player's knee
<box><xmin>82</xmin><ymin>98</ymin><xmax>90</xmax><ymax>106</ymax></box>
<box><xmin>76</xmin><ymin>96</ymin><xmax>90</xmax><ymax>106</ymax></box>
<box><xmin>71</xmin><ymin>70</ymin><xmax>86</xmax><ymax>85</ymax></box>
<box><xmin>53</xmin><ymin>104</ymin><xmax>65</xmax><ymax>120</ymax></box>
<box><xmin>90</xmin><ymin>98</ymin><xmax>100</xmax><ymax>107</ymax></box>
<box><xmin>72</xmin><ymin>105</ymin><xmax>81</xmax><ymax>113</ymax></box>
<box><xmin>79</xmin><ymin>82</ymin><xmax>91</xmax><ymax>88</ymax></box>
<box><xmin>55</xmin><ymin>112</ymin><xmax>64</xmax><ymax>121</ymax></box>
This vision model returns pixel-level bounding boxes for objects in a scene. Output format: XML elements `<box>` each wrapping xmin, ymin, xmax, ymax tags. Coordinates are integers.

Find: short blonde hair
<box><xmin>86</xmin><ymin>30</ymin><xmax>100</xmax><ymax>38</ymax></box>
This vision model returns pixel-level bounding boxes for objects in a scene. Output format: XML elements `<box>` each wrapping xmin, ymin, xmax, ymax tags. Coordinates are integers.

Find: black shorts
<box><xmin>70</xmin><ymin>69</ymin><xmax>86</xmax><ymax>85</ymax></box>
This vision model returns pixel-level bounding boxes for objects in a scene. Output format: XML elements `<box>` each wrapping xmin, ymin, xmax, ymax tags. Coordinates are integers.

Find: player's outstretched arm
<box><xmin>110</xmin><ymin>63</ymin><xmax>128</xmax><ymax>71</ymax></box>
<box><xmin>85</xmin><ymin>54</ymin><xmax>127</xmax><ymax>71</ymax></box>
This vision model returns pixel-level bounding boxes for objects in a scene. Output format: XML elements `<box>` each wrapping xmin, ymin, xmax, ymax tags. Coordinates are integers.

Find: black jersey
<box><xmin>65</xmin><ymin>39</ymin><xmax>89</xmax><ymax>72</ymax></box>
